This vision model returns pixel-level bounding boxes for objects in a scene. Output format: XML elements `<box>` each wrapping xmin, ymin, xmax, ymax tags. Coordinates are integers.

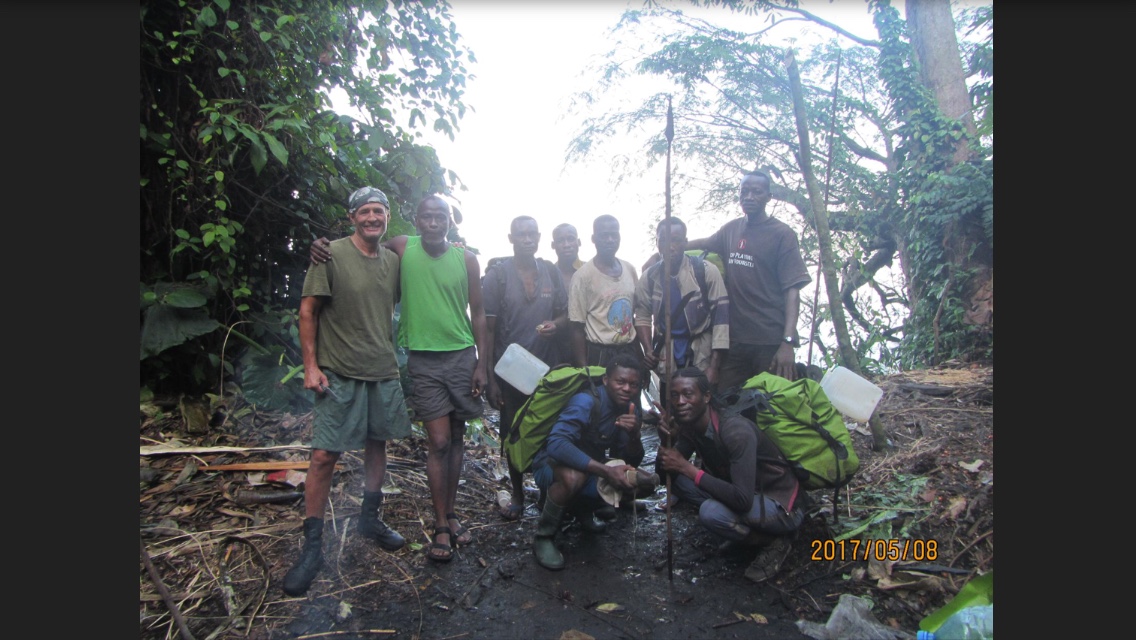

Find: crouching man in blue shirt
<box><xmin>530</xmin><ymin>353</ymin><xmax>645</xmax><ymax>570</ymax></box>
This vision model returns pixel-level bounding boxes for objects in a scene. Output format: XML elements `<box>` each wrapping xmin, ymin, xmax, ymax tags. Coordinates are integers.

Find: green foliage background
<box><xmin>140</xmin><ymin>0</ymin><xmax>472</xmax><ymax>403</ymax></box>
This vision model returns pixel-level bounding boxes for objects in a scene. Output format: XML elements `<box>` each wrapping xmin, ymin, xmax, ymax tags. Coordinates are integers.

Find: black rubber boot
<box><xmin>533</xmin><ymin>499</ymin><xmax>565</xmax><ymax>570</ymax></box>
<box><xmin>358</xmin><ymin>490</ymin><xmax>405</xmax><ymax>551</ymax></box>
<box><xmin>594</xmin><ymin>504</ymin><xmax>617</xmax><ymax>522</ymax></box>
<box><xmin>569</xmin><ymin>500</ymin><xmax>608</xmax><ymax>534</ymax></box>
<box><xmin>283</xmin><ymin>517</ymin><xmax>324</xmax><ymax>596</ymax></box>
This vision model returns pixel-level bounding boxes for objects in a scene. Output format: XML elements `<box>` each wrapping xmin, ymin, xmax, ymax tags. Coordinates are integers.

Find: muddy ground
<box><xmin>140</xmin><ymin>362</ymin><xmax>992</xmax><ymax>640</ymax></box>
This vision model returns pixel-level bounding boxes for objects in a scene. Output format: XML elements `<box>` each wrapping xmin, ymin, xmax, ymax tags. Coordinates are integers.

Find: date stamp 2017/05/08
<box><xmin>810</xmin><ymin>538</ymin><xmax>939</xmax><ymax>562</ymax></box>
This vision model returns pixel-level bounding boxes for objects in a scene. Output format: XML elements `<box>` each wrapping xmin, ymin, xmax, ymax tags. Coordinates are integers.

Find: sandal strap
<box><xmin>433</xmin><ymin>525</ymin><xmax>453</xmax><ymax>535</ymax></box>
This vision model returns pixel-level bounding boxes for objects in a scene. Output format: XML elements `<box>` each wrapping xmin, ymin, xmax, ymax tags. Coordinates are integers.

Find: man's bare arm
<box><xmin>299</xmin><ymin>296</ymin><xmax>328</xmax><ymax>393</ymax></box>
<box><xmin>770</xmin><ymin>287</ymin><xmax>802</xmax><ymax>380</ymax></box>
<box><xmin>465</xmin><ymin>250</ymin><xmax>489</xmax><ymax>397</ymax></box>
<box><xmin>569</xmin><ymin>322</ymin><xmax>588</xmax><ymax>368</ymax></box>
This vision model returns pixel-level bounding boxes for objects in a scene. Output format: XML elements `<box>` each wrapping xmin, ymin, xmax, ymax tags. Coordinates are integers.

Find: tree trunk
<box><xmin>784</xmin><ymin>49</ymin><xmax>889</xmax><ymax>451</ymax></box>
<box><xmin>906</xmin><ymin>0</ymin><xmax>993</xmax><ymax>337</ymax></box>
<box><xmin>906</xmin><ymin>0</ymin><xmax>977</xmax><ymax>164</ymax></box>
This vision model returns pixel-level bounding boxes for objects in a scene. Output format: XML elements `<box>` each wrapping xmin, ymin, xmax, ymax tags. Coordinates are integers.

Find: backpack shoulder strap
<box><xmin>493</xmin><ymin>257</ymin><xmax>511</xmax><ymax>288</ymax></box>
<box><xmin>689</xmin><ymin>254</ymin><xmax>708</xmax><ymax>302</ymax></box>
<box><xmin>488</xmin><ymin>257</ymin><xmax>511</xmax><ymax>334</ymax></box>
<box><xmin>646</xmin><ymin>261</ymin><xmax>662</xmax><ymax>304</ymax></box>
<box><xmin>715</xmin><ymin>385</ymin><xmax>774</xmax><ymax>418</ymax></box>
<box><xmin>652</xmin><ymin>256</ymin><xmax>708</xmax><ymax>311</ymax></box>
<box><xmin>581</xmin><ymin>373</ymin><xmax>604</xmax><ymax>439</ymax></box>
<box><xmin>539</xmin><ymin>258</ymin><xmax>565</xmax><ymax>303</ymax></box>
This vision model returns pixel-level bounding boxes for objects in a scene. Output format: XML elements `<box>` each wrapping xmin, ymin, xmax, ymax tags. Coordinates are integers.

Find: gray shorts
<box><xmin>312</xmin><ymin>371</ymin><xmax>412</xmax><ymax>453</ymax></box>
<box><xmin>406</xmin><ymin>347</ymin><xmax>485</xmax><ymax>423</ymax></box>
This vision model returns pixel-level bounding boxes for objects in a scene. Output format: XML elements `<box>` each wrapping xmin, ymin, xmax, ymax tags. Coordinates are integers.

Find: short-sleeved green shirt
<box><xmin>301</xmin><ymin>237</ymin><xmax>401</xmax><ymax>381</ymax></box>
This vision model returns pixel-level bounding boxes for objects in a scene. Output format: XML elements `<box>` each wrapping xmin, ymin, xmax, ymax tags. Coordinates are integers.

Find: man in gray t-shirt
<box><xmin>483</xmin><ymin>216</ymin><xmax>568</xmax><ymax>520</ymax></box>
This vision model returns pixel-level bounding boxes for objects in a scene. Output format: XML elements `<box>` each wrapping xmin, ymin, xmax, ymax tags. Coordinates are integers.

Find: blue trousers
<box><xmin>533</xmin><ymin>463</ymin><xmax>605</xmax><ymax>509</ymax></box>
<box><xmin>670</xmin><ymin>473</ymin><xmax>803</xmax><ymax>541</ymax></box>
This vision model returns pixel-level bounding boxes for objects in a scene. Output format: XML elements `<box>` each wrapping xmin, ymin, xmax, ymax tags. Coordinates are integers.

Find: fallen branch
<box><xmin>199</xmin><ymin>461</ymin><xmax>328</xmax><ymax>472</ymax></box>
<box><xmin>947</xmin><ymin>529</ymin><xmax>993</xmax><ymax>569</ymax></box>
<box><xmin>144</xmin><ymin>521</ymin><xmax>302</xmax><ymax>560</ymax></box>
<box><xmin>140</xmin><ymin>535</ymin><xmax>197</xmax><ymax>640</ymax></box>
<box><xmin>884</xmin><ymin>407</ymin><xmax>993</xmax><ymax>417</ymax></box>
<box><xmin>293</xmin><ymin>631</ymin><xmax>396</xmax><ymax>639</ymax></box>
<box><xmin>140</xmin><ymin>444</ymin><xmax>307</xmax><ymax>456</ymax></box>
<box><xmin>896</xmin><ymin>383</ymin><xmax>957</xmax><ymax>396</ymax></box>
<box><xmin>457</xmin><ymin>563</ymin><xmax>492</xmax><ymax>608</ymax></box>
<box><xmin>711</xmin><ymin>618</ymin><xmax>745</xmax><ymax>629</ymax></box>
<box><xmin>201</xmin><ymin>536</ymin><xmax>269</xmax><ymax>640</ymax></box>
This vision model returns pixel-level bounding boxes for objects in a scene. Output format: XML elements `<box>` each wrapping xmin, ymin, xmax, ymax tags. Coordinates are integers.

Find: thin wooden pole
<box><xmin>807</xmin><ymin>48</ymin><xmax>842</xmax><ymax>368</ymax></box>
<box><xmin>663</xmin><ymin>95</ymin><xmax>675</xmax><ymax>583</ymax></box>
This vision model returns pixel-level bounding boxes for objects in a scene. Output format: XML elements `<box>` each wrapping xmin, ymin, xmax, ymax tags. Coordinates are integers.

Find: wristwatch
<box><xmin>783</xmin><ymin>336</ymin><xmax>799</xmax><ymax>348</ymax></box>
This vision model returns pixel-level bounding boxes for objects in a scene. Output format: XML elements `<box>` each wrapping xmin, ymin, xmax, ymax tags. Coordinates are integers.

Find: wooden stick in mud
<box><xmin>140</xmin><ymin>535</ymin><xmax>197</xmax><ymax>640</ymax></box>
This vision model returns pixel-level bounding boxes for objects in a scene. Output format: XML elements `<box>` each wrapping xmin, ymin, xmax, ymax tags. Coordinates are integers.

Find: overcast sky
<box><xmin>422</xmin><ymin>0</ymin><xmax>894</xmax><ymax>271</ymax></box>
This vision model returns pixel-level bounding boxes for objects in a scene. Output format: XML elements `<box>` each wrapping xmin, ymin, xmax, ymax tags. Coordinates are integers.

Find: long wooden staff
<box><xmin>662</xmin><ymin>95</ymin><xmax>675</xmax><ymax>583</ymax></box>
<box><xmin>807</xmin><ymin>49</ymin><xmax>841</xmax><ymax>366</ymax></box>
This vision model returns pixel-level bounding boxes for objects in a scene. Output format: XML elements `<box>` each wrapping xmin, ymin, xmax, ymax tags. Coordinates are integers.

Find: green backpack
<box><xmin>503</xmin><ymin>365</ymin><xmax>607</xmax><ymax>474</ymax></box>
<box><xmin>720</xmin><ymin>371</ymin><xmax>860</xmax><ymax>495</ymax></box>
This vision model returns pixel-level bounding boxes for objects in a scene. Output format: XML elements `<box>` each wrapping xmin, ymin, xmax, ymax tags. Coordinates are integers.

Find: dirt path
<box><xmin>140</xmin><ymin>363</ymin><xmax>993</xmax><ymax>640</ymax></box>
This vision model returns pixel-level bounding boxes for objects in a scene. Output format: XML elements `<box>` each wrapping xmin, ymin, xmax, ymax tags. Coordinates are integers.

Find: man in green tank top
<box><xmin>386</xmin><ymin>196</ymin><xmax>489</xmax><ymax>562</ymax></box>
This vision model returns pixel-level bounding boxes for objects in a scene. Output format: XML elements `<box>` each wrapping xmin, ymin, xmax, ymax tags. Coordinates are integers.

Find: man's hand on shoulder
<box><xmin>310</xmin><ymin>236</ymin><xmax>332</xmax><ymax>264</ymax></box>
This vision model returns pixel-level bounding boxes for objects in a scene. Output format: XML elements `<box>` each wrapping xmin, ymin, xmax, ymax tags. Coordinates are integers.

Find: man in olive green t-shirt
<box><xmin>284</xmin><ymin>187</ymin><xmax>413</xmax><ymax>597</ymax></box>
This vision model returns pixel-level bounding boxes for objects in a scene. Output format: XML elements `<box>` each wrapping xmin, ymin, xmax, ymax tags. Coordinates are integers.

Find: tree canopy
<box><xmin>140</xmin><ymin>0</ymin><xmax>473</xmax><ymax>401</ymax></box>
<box><xmin>566</xmin><ymin>0</ymin><xmax>993</xmax><ymax>372</ymax></box>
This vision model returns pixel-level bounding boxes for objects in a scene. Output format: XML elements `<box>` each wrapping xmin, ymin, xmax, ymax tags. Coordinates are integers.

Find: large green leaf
<box><xmin>240</xmin><ymin>353</ymin><xmax>308</xmax><ymax>410</ymax></box>
<box><xmin>162</xmin><ymin>288</ymin><xmax>208</xmax><ymax>308</ymax></box>
<box><xmin>140</xmin><ymin>305</ymin><xmax>221</xmax><ymax>360</ymax></box>
<box><xmin>197</xmin><ymin>6</ymin><xmax>217</xmax><ymax>28</ymax></box>
<box><xmin>237</xmin><ymin>126</ymin><xmax>268</xmax><ymax>175</ymax></box>
<box><xmin>262</xmin><ymin>131</ymin><xmax>288</xmax><ymax>166</ymax></box>
<box><xmin>247</xmin><ymin>136</ymin><xmax>267</xmax><ymax>174</ymax></box>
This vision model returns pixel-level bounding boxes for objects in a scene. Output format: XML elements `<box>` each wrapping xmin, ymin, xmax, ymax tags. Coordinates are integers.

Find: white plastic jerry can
<box><xmin>493</xmin><ymin>343</ymin><xmax>551</xmax><ymax>395</ymax></box>
<box><xmin>819</xmin><ymin>365</ymin><xmax>883</xmax><ymax>422</ymax></box>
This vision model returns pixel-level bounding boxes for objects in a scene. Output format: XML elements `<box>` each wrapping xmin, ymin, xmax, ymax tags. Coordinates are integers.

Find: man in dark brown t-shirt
<box><xmin>685</xmin><ymin>170</ymin><xmax>811</xmax><ymax>388</ymax></box>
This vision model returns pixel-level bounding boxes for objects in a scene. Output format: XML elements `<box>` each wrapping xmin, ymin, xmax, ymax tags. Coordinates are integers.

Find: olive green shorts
<box><xmin>311</xmin><ymin>371</ymin><xmax>412</xmax><ymax>453</ymax></box>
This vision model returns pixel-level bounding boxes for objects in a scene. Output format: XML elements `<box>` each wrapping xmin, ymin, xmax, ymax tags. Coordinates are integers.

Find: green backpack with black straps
<box><xmin>719</xmin><ymin>372</ymin><xmax>860</xmax><ymax>494</ymax></box>
<box><xmin>503</xmin><ymin>365</ymin><xmax>606</xmax><ymax>474</ymax></box>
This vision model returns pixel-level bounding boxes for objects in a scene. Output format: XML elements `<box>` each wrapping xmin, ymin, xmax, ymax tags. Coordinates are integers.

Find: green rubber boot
<box><xmin>532</xmin><ymin>499</ymin><xmax>565</xmax><ymax>570</ymax></box>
